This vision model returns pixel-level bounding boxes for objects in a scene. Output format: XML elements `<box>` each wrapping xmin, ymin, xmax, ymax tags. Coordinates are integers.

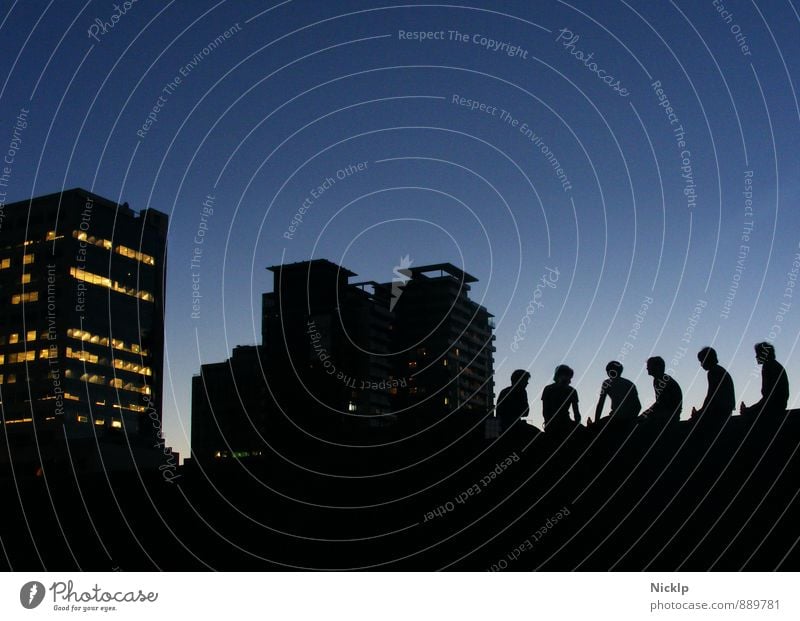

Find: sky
<box><xmin>1</xmin><ymin>0</ymin><xmax>800</xmax><ymax>460</ymax></box>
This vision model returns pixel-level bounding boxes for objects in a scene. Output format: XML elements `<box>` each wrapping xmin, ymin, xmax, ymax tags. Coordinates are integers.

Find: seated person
<box><xmin>640</xmin><ymin>356</ymin><xmax>682</xmax><ymax>427</ymax></box>
<box><xmin>740</xmin><ymin>342</ymin><xmax>789</xmax><ymax>420</ymax></box>
<box><xmin>495</xmin><ymin>369</ymin><xmax>531</xmax><ymax>432</ymax></box>
<box><xmin>593</xmin><ymin>361</ymin><xmax>641</xmax><ymax>425</ymax></box>
<box><xmin>542</xmin><ymin>364</ymin><xmax>581</xmax><ymax>433</ymax></box>
<box><xmin>691</xmin><ymin>347</ymin><xmax>735</xmax><ymax>426</ymax></box>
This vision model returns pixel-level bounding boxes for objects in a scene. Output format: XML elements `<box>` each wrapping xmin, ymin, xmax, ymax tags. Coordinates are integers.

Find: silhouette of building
<box><xmin>191</xmin><ymin>345</ymin><xmax>269</xmax><ymax>461</ymax></box>
<box><xmin>388</xmin><ymin>263</ymin><xmax>495</xmax><ymax>414</ymax></box>
<box><xmin>191</xmin><ymin>259</ymin><xmax>495</xmax><ymax>461</ymax></box>
<box><xmin>0</xmin><ymin>188</ymin><xmax>169</xmax><ymax>474</ymax></box>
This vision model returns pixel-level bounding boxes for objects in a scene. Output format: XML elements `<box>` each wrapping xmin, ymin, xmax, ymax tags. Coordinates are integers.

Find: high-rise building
<box><xmin>190</xmin><ymin>258</ymin><xmax>495</xmax><ymax>462</ymax></box>
<box><xmin>387</xmin><ymin>263</ymin><xmax>495</xmax><ymax>414</ymax></box>
<box><xmin>0</xmin><ymin>188</ymin><xmax>169</xmax><ymax>474</ymax></box>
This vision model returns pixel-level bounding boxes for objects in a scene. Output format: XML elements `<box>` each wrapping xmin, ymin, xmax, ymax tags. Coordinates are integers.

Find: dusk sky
<box><xmin>2</xmin><ymin>0</ymin><xmax>800</xmax><ymax>461</ymax></box>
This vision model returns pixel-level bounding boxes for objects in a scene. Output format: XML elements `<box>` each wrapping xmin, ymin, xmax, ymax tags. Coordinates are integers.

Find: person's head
<box><xmin>605</xmin><ymin>360</ymin><xmax>623</xmax><ymax>379</ymax></box>
<box><xmin>697</xmin><ymin>347</ymin><xmax>718</xmax><ymax>370</ymax></box>
<box><xmin>553</xmin><ymin>364</ymin><xmax>574</xmax><ymax>384</ymax></box>
<box><xmin>511</xmin><ymin>369</ymin><xmax>531</xmax><ymax>388</ymax></box>
<box><xmin>646</xmin><ymin>356</ymin><xmax>665</xmax><ymax>378</ymax></box>
<box><xmin>754</xmin><ymin>342</ymin><xmax>775</xmax><ymax>364</ymax></box>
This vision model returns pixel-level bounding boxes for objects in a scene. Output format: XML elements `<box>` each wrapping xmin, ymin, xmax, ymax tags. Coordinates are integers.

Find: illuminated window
<box><xmin>347</xmin><ymin>401</ymin><xmax>357</xmax><ymax>412</ymax></box>
<box><xmin>94</xmin><ymin>419</ymin><xmax>105</xmax><ymax>426</ymax></box>
<box><xmin>0</xmin><ymin>374</ymin><xmax>3</xmax><ymax>384</ymax></box>
<box><xmin>0</xmin><ymin>258</ymin><xmax>9</xmax><ymax>269</ymax></box>
<box><xmin>22</xmin><ymin>253</ymin><xmax>34</xmax><ymax>265</ymax></box>
<box><xmin>26</xmin><ymin>330</ymin><xmax>36</xmax><ymax>342</ymax></box>
<box><xmin>21</xmin><ymin>273</ymin><xmax>31</xmax><ymax>284</ymax></box>
<box><xmin>444</xmin><ymin>397</ymin><xmax>449</xmax><ymax>405</ymax></box>
<box><xmin>0</xmin><ymin>355</ymin><xmax>4</xmax><ymax>365</ymax></box>
<box><xmin>113</xmin><ymin>358</ymin><xmax>152</xmax><ymax>376</ymax></box>
<box><xmin>11</xmin><ymin>291</ymin><xmax>39</xmax><ymax>304</ymax></box>
<box><xmin>66</xmin><ymin>328</ymin><xmax>148</xmax><ymax>356</ymax></box>
<box><xmin>45</xmin><ymin>231</ymin><xmax>63</xmax><ymax>241</ymax></box>
<box><xmin>77</xmin><ymin>415</ymin><xmax>88</xmax><ymax>423</ymax></box>
<box><xmin>64</xmin><ymin>393</ymin><xmax>79</xmax><ymax>401</ymax></box>
<box><xmin>9</xmin><ymin>334</ymin><xmax>19</xmax><ymax>344</ymax></box>
<box><xmin>79</xmin><ymin>372</ymin><xmax>106</xmax><ymax>385</ymax></box>
<box><xmin>7</xmin><ymin>374</ymin><xmax>16</xmax><ymax>384</ymax></box>
<box><xmin>443</xmin><ymin>359</ymin><xmax>448</xmax><ymax>367</ymax></box>
<box><xmin>66</xmin><ymin>347</ymin><xmax>99</xmax><ymax>364</ymax></box>
<box><xmin>111</xmin><ymin>420</ymin><xmax>122</xmax><ymax>429</ymax></box>
<box><xmin>8</xmin><ymin>351</ymin><xmax>36</xmax><ymax>363</ymax></box>
<box><xmin>39</xmin><ymin>345</ymin><xmax>58</xmax><ymax>359</ymax></box>
<box><xmin>71</xmin><ymin>231</ymin><xmax>155</xmax><ymax>266</ymax></box>
<box><xmin>69</xmin><ymin>267</ymin><xmax>154</xmax><ymax>302</ymax></box>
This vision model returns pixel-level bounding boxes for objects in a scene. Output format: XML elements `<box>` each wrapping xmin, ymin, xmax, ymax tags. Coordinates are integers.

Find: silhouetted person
<box><xmin>740</xmin><ymin>342</ymin><xmax>789</xmax><ymax>420</ymax></box>
<box><xmin>640</xmin><ymin>356</ymin><xmax>682</xmax><ymax>427</ymax></box>
<box><xmin>495</xmin><ymin>369</ymin><xmax>531</xmax><ymax>432</ymax></box>
<box><xmin>592</xmin><ymin>361</ymin><xmax>641</xmax><ymax>425</ymax></box>
<box><xmin>691</xmin><ymin>347</ymin><xmax>735</xmax><ymax>426</ymax></box>
<box><xmin>542</xmin><ymin>364</ymin><xmax>581</xmax><ymax>433</ymax></box>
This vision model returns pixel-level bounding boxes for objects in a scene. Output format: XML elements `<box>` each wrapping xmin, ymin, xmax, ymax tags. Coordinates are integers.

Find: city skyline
<box><xmin>0</xmin><ymin>1</ymin><xmax>798</xmax><ymax>468</ymax></box>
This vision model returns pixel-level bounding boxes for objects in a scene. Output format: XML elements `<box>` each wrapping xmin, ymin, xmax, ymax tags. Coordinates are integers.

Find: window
<box><xmin>0</xmin><ymin>355</ymin><xmax>3</xmax><ymax>365</ymax></box>
<box><xmin>0</xmin><ymin>258</ymin><xmax>9</xmax><ymax>269</ymax></box>
<box><xmin>8</xmin><ymin>351</ymin><xmax>35</xmax><ymax>363</ymax></box>
<box><xmin>21</xmin><ymin>273</ymin><xmax>31</xmax><ymax>284</ymax></box>
<box><xmin>22</xmin><ymin>253</ymin><xmax>34</xmax><ymax>265</ymax></box>
<box><xmin>26</xmin><ymin>330</ymin><xmax>36</xmax><ymax>342</ymax></box>
<box><xmin>77</xmin><ymin>415</ymin><xmax>88</xmax><ymax>423</ymax></box>
<box><xmin>66</xmin><ymin>347</ymin><xmax>98</xmax><ymax>364</ymax></box>
<box><xmin>11</xmin><ymin>291</ymin><xmax>39</xmax><ymax>304</ymax></box>
<box><xmin>9</xmin><ymin>334</ymin><xmax>19</xmax><ymax>344</ymax></box>
<box><xmin>111</xmin><ymin>420</ymin><xmax>122</xmax><ymax>429</ymax></box>
<box><xmin>69</xmin><ymin>267</ymin><xmax>154</xmax><ymax>302</ymax></box>
<box><xmin>7</xmin><ymin>374</ymin><xmax>16</xmax><ymax>384</ymax></box>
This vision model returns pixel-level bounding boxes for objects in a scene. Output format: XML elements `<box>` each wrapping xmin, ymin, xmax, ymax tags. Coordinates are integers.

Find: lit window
<box><xmin>26</xmin><ymin>330</ymin><xmax>36</xmax><ymax>342</ymax></box>
<box><xmin>444</xmin><ymin>397</ymin><xmax>449</xmax><ymax>405</ymax></box>
<box><xmin>46</xmin><ymin>231</ymin><xmax>58</xmax><ymax>241</ymax></box>
<box><xmin>111</xmin><ymin>420</ymin><xmax>122</xmax><ymax>429</ymax></box>
<box><xmin>95</xmin><ymin>419</ymin><xmax>105</xmax><ymax>426</ymax></box>
<box><xmin>9</xmin><ymin>334</ymin><xmax>19</xmax><ymax>344</ymax></box>
<box><xmin>21</xmin><ymin>273</ymin><xmax>31</xmax><ymax>284</ymax></box>
<box><xmin>66</xmin><ymin>347</ymin><xmax>99</xmax><ymax>364</ymax></box>
<box><xmin>0</xmin><ymin>355</ymin><xmax>4</xmax><ymax>365</ymax></box>
<box><xmin>7</xmin><ymin>374</ymin><xmax>16</xmax><ymax>384</ymax></box>
<box><xmin>22</xmin><ymin>254</ymin><xmax>34</xmax><ymax>265</ymax></box>
<box><xmin>0</xmin><ymin>374</ymin><xmax>3</xmax><ymax>384</ymax></box>
<box><xmin>347</xmin><ymin>401</ymin><xmax>357</xmax><ymax>412</ymax></box>
<box><xmin>69</xmin><ymin>267</ymin><xmax>154</xmax><ymax>302</ymax></box>
<box><xmin>77</xmin><ymin>415</ymin><xmax>88</xmax><ymax>423</ymax></box>
<box><xmin>11</xmin><ymin>291</ymin><xmax>39</xmax><ymax>304</ymax></box>
<box><xmin>408</xmin><ymin>361</ymin><xmax>417</xmax><ymax>368</ymax></box>
<box><xmin>0</xmin><ymin>258</ymin><xmax>9</xmax><ymax>269</ymax></box>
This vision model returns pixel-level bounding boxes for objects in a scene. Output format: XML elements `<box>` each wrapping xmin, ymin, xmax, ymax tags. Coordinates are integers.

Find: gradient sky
<box><xmin>2</xmin><ymin>0</ymin><xmax>800</xmax><ymax>460</ymax></box>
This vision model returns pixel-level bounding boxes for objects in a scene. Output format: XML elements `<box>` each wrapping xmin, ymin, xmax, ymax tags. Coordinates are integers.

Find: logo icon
<box><xmin>20</xmin><ymin>581</ymin><xmax>45</xmax><ymax>609</ymax></box>
<box><xmin>390</xmin><ymin>255</ymin><xmax>413</xmax><ymax>311</ymax></box>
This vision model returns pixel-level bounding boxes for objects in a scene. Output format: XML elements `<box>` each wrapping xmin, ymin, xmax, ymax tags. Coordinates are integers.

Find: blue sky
<box><xmin>2</xmin><ymin>0</ymin><xmax>800</xmax><ymax>459</ymax></box>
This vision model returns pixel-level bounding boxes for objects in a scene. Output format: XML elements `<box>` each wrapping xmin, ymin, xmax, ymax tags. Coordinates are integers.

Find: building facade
<box><xmin>0</xmin><ymin>188</ymin><xmax>168</xmax><ymax>473</ymax></box>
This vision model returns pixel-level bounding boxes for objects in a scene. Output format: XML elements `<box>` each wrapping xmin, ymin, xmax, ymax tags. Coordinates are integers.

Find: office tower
<box><xmin>0</xmin><ymin>188</ymin><xmax>168</xmax><ymax>474</ymax></box>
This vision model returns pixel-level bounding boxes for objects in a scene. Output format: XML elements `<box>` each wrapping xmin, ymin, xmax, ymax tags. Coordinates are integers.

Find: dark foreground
<box><xmin>2</xmin><ymin>411</ymin><xmax>799</xmax><ymax>571</ymax></box>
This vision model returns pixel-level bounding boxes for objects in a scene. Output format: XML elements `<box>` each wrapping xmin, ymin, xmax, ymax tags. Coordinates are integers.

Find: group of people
<box><xmin>494</xmin><ymin>342</ymin><xmax>790</xmax><ymax>434</ymax></box>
